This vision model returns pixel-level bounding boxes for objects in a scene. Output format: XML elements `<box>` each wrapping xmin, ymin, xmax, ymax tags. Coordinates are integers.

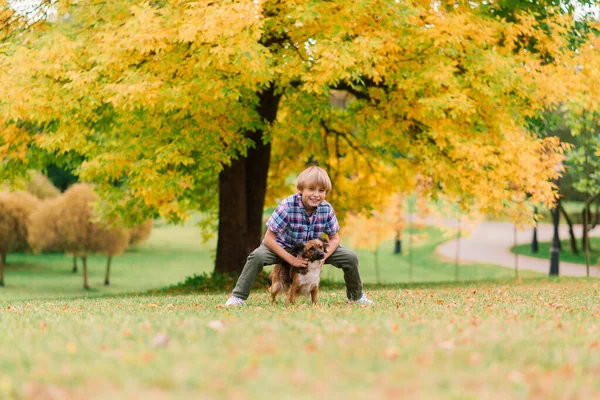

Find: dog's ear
<box><xmin>292</xmin><ymin>242</ymin><xmax>305</xmax><ymax>257</ymax></box>
<box><xmin>319</xmin><ymin>237</ymin><xmax>329</xmax><ymax>253</ymax></box>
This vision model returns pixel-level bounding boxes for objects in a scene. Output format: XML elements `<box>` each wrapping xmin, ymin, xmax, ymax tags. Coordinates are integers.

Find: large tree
<box><xmin>0</xmin><ymin>0</ymin><xmax>594</xmax><ymax>274</ymax></box>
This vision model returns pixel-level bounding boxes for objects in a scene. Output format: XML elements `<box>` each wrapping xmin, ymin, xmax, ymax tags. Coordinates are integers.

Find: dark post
<box><xmin>531</xmin><ymin>206</ymin><xmax>539</xmax><ymax>253</ymax></box>
<box><xmin>394</xmin><ymin>232</ymin><xmax>402</xmax><ymax>254</ymax></box>
<box><xmin>549</xmin><ymin>193</ymin><xmax>560</xmax><ymax>276</ymax></box>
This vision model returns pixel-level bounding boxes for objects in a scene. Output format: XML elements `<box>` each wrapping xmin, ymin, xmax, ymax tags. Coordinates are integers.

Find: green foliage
<box><xmin>46</xmin><ymin>164</ymin><xmax>78</xmax><ymax>192</ymax></box>
<box><xmin>565</xmin><ymin>113</ymin><xmax>600</xmax><ymax>197</ymax></box>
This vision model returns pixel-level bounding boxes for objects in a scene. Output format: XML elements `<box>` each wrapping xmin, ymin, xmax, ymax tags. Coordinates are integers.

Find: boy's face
<box><xmin>300</xmin><ymin>185</ymin><xmax>327</xmax><ymax>209</ymax></box>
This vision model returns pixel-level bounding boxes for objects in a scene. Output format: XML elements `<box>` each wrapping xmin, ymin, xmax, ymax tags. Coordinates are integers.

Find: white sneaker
<box><xmin>225</xmin><ymin>296</ymin><xmax>246</xmax><ymax>307</ymax></box>
<box><xmin>347</xmin><ymin>294</ymin><xmax>374</xmax><ymax>305</ymax></box>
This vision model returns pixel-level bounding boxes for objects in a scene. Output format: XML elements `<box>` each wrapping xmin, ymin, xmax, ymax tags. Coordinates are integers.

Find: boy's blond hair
<box><xmin>296</xmin><ymin>166</ymin><xmax>332</xmax><ymax>193</ymax></box>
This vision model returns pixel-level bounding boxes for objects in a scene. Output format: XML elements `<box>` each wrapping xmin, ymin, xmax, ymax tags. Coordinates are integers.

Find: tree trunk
<box><xmin>582</xmin><ymin>207</ymin><xmax>590</xmax><ymax>253</ymax></box>
<box><xmin>214</xmin><ymin>86</ymin><xmax>280</xmax><ymax>275</ymax></box>
<box><xmin>531</xmin><ymin>206</ymin><xmax>538</xmax><ymax>253</ymax></box>
<box><xmin>105</xmin><ymin>256</ymin><xmax>112</xmax><ymax>286</ymax></box>
<box><xmin>0</xmin><ymin>252</ymin><xmax>5</xmax><ymax>287</ymax></box>
<box><xmin>72</xmin><ymin>255</ymin><xmax>78</xmax><ymax>273</ymax></box>
<box><xmin>374</xmin><ymin>247</ymin><xmax>380</xmax><ymax>284</ymax></box>
<box><xmin>559</xmin><ymin>204</ymin><xmax>578</xmax><ymax>254</ymax></box>
<box><xmin>514</xmin><ymin>224</ymin><xmax>518</xmax><ymax>279</ymax></box>
<box><xmin>592</xmin><ymin>199</ymin><xmax>600</xmax><ymax>229</ymax></box>
<box><xmin>394</xmin><ymin>232</ymin><xmax>402</xmax><ymax>254</ymax></box>
<box><xmin>82</xmin><ymin>255</ymin><xmax>90</xmax><ymax>290</ymax></box>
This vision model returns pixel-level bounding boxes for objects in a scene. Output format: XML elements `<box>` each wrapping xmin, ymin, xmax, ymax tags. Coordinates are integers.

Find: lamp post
<box><xmin>549</xmin><ymin>176</ymin><xmax>561</xmax><ymax>276</ymax></box>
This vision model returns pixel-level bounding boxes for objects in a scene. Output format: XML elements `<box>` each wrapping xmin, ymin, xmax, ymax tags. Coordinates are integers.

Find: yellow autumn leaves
<box><xmin>0</xmin><ymin>0</ymin><xmax>599</xmax><ymax>232</ymax></box>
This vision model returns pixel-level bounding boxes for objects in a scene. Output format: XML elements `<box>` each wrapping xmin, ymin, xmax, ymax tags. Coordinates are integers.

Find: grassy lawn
<box><xmin>0</xmin><ymin>221</ymin><xmax>216</xmax><ymax>301</ymax></box>
<box><xmin>512</xmin><ymin>237</ymin><xmax>600</xmax><ymax>266</ymax></box>
<box><xmin>0</xmin><ymin>219</ymin><xmax>597</xmax><ymax>398</ymax></box>
<box><xmin>1</xmin><ymin>279</ymin><xmax>599</xmax><ymax>398</ymax></box>
<box><xmin>0</xmin><ymin>220</ymin><xmax>540</xmax><ymax>301</ymax></box>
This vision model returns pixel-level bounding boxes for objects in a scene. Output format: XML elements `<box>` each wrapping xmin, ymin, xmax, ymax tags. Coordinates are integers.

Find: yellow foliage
<box><xmin>343</xmin><ymin>193</ymin><xmax>406</xmax><ymax>251</ymax></box>
<box><xmin>0</xmin><ymin>191</ymin><xmax>40</xmax><ymax>253</ymax></box>
<box><xmin>0</xmin><ymin>0</ymin><xmax>595</xmax><ymax>230</ymax></box>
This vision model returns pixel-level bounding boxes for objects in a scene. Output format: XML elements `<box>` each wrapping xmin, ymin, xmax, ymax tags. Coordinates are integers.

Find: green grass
<box><xmin>0</xmin><ymin>220</ymin><xmax>596</xmax><ymax>398</ymax></box>
<box><xmin>0</xmin><ymin>221</ymin><xmax>216</xmax><ymax>301</ymax></box>
<box><xmin>512</xmin><ymin>237</ymin><xmax>600</xmax><ymax>266</ymax></box>
<box><xmin>0</xmin><ymin>222</ymin><xmax>539</xmax><ymax>301</ymax></box>
<box><xmin>1</xmin><ymin>279</ymin><xmax>600</xmax><ymax>398</ymax></box>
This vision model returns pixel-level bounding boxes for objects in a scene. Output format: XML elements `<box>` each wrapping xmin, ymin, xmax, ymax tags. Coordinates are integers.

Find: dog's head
<box><xmin>293</xmin><ymin>238</ymin><xmax>329</xmax><ymax>262</ymax></box>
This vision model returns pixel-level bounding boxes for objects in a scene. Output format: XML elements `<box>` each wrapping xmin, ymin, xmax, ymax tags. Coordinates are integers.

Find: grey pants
<box><xmin>232</xmin><ymin>245</ymin><xmax>364</xmax><ymax>301</ymax></box>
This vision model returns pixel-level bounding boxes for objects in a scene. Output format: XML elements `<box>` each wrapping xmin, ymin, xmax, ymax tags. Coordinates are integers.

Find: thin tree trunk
<box><xmin>593</xmin><ymin>200</ymin><xmax>600</xmax><ymax>229</ymax></box>
<box><xmin>72</xmin><ymin>255</ymin><xmax>78</xmax><ymax>273</ymax></box>
<box><xmin>584</xmin><ymin>120</ymin><xmax>591</xmax><ymax>277</ymax></box>
<box><xmin>0</xmin><ymin>252</ymin><xmax>5</xmax><ymax>287</ymax></box>
<box><xmin>582</xmin><ymin>207</ymin><xmax>590</xmax><ymax>255</ymax></box>
<box><xmin>374</xmin><ymin>247</ymin><xmax>380</xmax><ymax>284</ymax></box>
<box><xmin>531</xmin><ymin>206</ymin><xmax>539</xmax><ymax>253</ymax></box>
<box><xmin>215</xmin><ymin>86</ymin><xmax>280</xmax><ymax>275</ymax></box>
<box><xmin>82</xmin><ymin>255</ymin><xmax>89</xmax><ymax>290</ymax></box>
<box><xmin>585</xmin><ymin>206</ymin><xmax>590</xmax><ymax>277</ymax></box>
<box><xmin>514</xmin><ymin>224</ymin><xmax>518</xmax><ymax>279</ymax></box>
<box><xmin>590</xmin><ymin>199</ymin><xmax>600</xmax><ymax>230</ymax></box>
<box><xmin>559</xmin><ymin>204</ymin><xmax>578</xmax><ymax>254</ymax></box>
<box><xmin>394</xmin><ymin>232</ymin><xmax>402</xmax><ymax>254</ymax></box>
<box><xmin>455</xmin><ymin>216</ymin><xmax>461</xmax><ymax>282</ymax></box>
<box><xmin>586</xmin><ymin>193</ymin><xmax>600</xmax><ymax>230</ymax></box>
<box><xmin>104</xmin><ymin>256</ymin><xmax>112</xmax><ymax>286</ymax></box>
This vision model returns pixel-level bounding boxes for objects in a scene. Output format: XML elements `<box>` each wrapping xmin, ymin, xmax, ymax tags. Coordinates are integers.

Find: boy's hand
<box><xmin>289</xmin><ymin>257</ymin><xmax>308</xmax><ymax>268</ymax></box>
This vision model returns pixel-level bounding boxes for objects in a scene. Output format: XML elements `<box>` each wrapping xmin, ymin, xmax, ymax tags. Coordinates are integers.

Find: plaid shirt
<box><xmin>265</xmin><ymin>193</ymin><xmax>340</xmax><ymax>250</ymax></box>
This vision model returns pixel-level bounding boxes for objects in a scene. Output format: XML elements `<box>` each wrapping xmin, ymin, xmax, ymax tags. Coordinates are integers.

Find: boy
<box><xmin>225</xmin><ymin>166</ymin><xmax>373</xmax><ymax>306</ymax></box>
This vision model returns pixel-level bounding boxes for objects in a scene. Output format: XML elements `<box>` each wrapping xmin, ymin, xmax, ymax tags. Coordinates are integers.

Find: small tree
<box><xmin>28</xmin><ymin>195</ymin><xmax>78</xmax><ymax>271</ymax></box>
<box><xmin>0</xmin><ymin>191</ymin><xmax>40</xmax><ymax>286</ymax></box>
<box><xmin>129</xmin><ymin>220</ymin><xmax>153</xmax><ymax>247</ymax></box>
<box><xmin>24</xmin><ymin>171</ymin><xmax>60</xmax><ymax>200</ymax></box>
<box><xmin>90</xmin><ymin>221</ymin><xmax>130</xmax><ymax>286</ymax></box>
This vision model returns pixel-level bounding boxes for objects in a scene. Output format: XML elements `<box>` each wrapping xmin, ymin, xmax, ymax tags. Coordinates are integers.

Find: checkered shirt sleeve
<box><xmin>266</xmin><ymin>201</ymin><xmax>289</xmax><ymax>234</ymax></box>
<box><xmin>324</xmin><ymin>206</ymin><xmax>340</xmax><ymax>236</ymax></box>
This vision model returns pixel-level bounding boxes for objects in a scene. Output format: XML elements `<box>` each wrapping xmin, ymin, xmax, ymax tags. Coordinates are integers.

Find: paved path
<box><xmin>433</xmin><ymin>219</ymin><xmax>600</xmax><ymax>277</ymax></box>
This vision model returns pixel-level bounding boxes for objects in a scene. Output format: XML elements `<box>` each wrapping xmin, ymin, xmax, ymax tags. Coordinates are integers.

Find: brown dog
<box><xmin>268</xmin><ymin>238</ymin><xmax>329</xmax><ymax>305</ymax></box>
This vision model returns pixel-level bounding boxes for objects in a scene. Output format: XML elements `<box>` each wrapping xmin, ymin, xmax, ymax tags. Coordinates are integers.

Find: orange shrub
<box><xmin>0</xmin><ymin>191</ymin><xmax>40</xmax><ymax>286</ymax></box>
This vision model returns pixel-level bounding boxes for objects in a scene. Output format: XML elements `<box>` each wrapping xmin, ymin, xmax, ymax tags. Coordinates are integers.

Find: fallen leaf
<box><xmin>304</xmin><ymin>343</ymin><xmax>318</xmax><ymax>353</ymax></box>
<box><xmin>66</xmin><ymin>342</ymin><xmax>77</xmax><ymax>354</ymax></box>
<box><xmin>438</xmin><ymin>339</ymin><xmax>455</xmax><ymax>350</ymax></box>
<box><xmin>208</xmin><ymin>320</ymin><xmax>225</xmax><ymax>331</ymax></box>
<box><xmin>141</xmin><ymin>352</ymin><xmax>155</xmax><ymax>363</ymax></box>
<box><xmin>151</xmin><ymin>333</ymin><xmax>170</xmax><ymax>348</ymax></box>
<box><xmin>383</xmin><ymin>347</ymin><xmax>400</xmax><ymax>360</ymax></box>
